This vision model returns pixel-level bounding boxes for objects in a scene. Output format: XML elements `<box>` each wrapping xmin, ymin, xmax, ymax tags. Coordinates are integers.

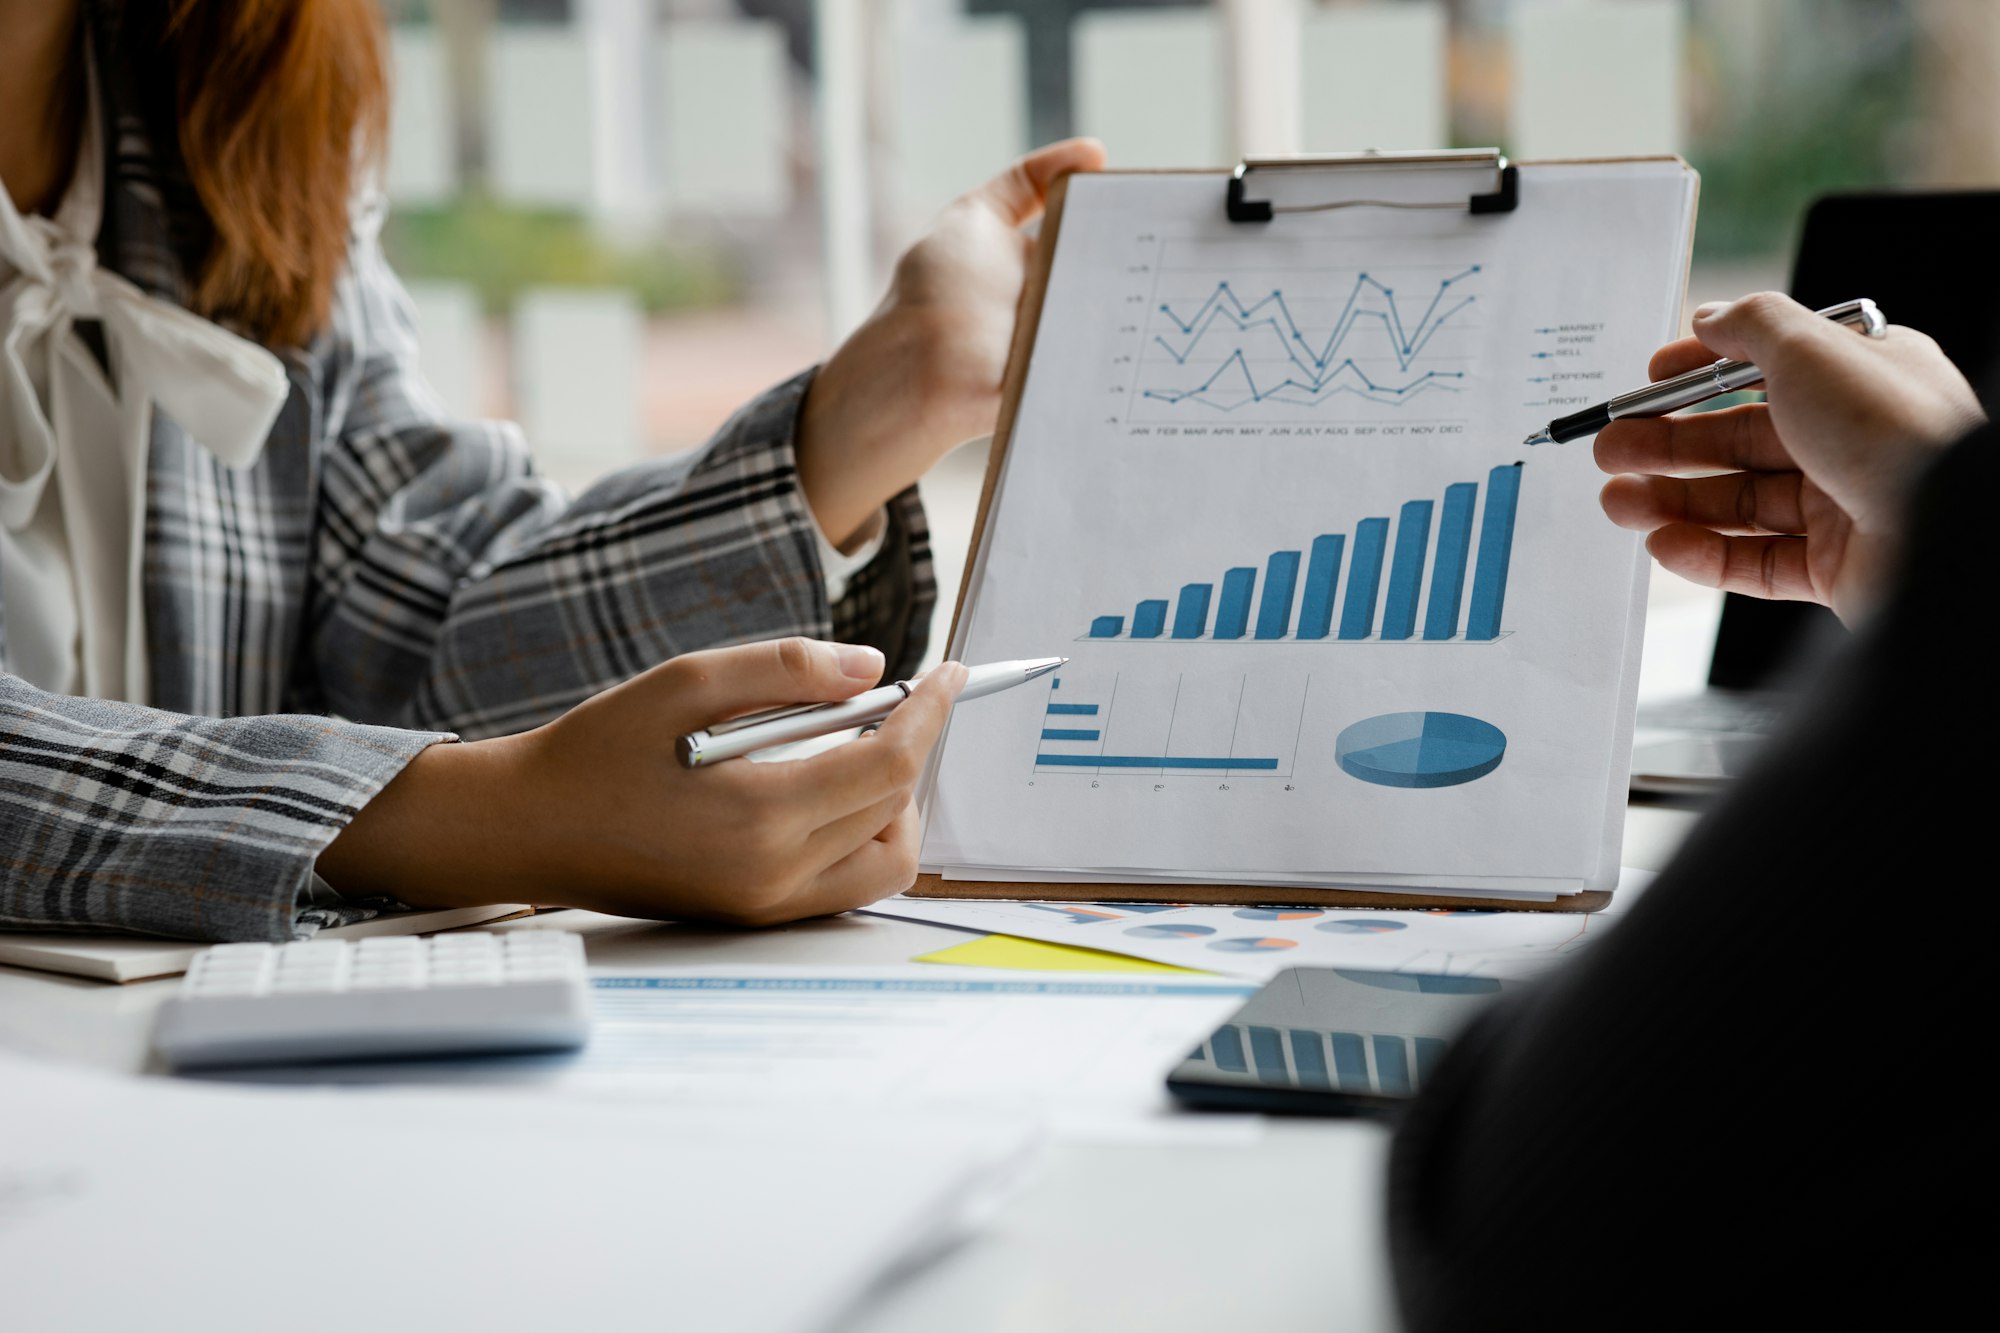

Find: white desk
<box><xmin>0</xmin><ymin>802</ymin><xmax>1700</xmax><ymax>1333</ymax></box>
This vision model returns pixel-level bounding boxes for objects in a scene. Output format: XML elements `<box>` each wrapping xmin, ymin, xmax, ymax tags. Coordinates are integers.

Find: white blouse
<box><xmin>0</xmin><ymin>64</ymin><xmax>290</xmax><ymax>704</ymax></box>
<box><xmin>2</xmin><ymin>72</ymin><xmax>880</xmax><ymax>706</ymax></box>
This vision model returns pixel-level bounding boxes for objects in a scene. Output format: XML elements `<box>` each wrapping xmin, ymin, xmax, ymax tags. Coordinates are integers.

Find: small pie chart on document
<box><xmin>1208</xmin><ymin>937</ymin><xmax>1302</xmax><ymax>954</ymax></box>
<box><xmin>1124</xmin><ymin>923</ymin><xmax>1218</xmax><ymax>939</ymax></box>
<box><xmin>1334</xmin><ymin>712</ymin><xmax>1507</xmax><ymax>789</ymax></box>
<box><xmin>1315</xmin><ymin>918</ymin><xmax>1411</xmax><ymax>935</ymax></box>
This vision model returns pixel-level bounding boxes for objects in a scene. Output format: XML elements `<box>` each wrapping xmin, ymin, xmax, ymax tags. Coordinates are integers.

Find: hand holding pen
<box><xmin>1524</xmin><ymin>299</ymin><xmax>1889</xmax><ymax>447</ymax></box>
<box><xmin>1587</xmin><ymin>292</ymin><xmax>1984</xmax><ymax>622</ymax></box>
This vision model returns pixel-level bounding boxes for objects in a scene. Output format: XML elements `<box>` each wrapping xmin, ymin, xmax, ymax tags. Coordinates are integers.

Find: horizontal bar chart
<box><xmin>1034</xmin><ymin>755</ymin><xmax>1281</xmax><ymax>770</ymax></box>
<box><xmin>1033</xmin><ymin>670</ymin><xmax>1304</xmax><ymax>777</ymax></box>
<box><xmin>1079</xmin><ymin>463</ymin><xmax>1523</xmax><ymax>645</ymax></box>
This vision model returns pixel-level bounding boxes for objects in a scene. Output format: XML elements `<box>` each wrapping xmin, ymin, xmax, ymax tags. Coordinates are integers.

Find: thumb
<box><xmin>648</xmin><ymin>637</ymin><xmax>886</xmax><ymax>730</ymax></box>
<box><xmin>968</xmin><ymin>138</ymin><xmax>1108</xmax><ymax>228</ymax></box>
<box><xmin>1689</xmin><ymin>291</ymin><xmax>1838</xmax><ymax>374</ymax></box>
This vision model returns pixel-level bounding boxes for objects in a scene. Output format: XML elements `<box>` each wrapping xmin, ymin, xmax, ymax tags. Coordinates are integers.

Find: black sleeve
<box><xmin>1386</xmin><ymin>428</ymin><xmax>1992</xmax><ymax>1329</ymax></box>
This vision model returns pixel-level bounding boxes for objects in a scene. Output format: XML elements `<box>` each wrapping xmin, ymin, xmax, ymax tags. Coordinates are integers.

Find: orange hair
<box><xmin>131</xmin><ymin>1</ymin><xmax>390</xmax><ymax>348</ymax></box>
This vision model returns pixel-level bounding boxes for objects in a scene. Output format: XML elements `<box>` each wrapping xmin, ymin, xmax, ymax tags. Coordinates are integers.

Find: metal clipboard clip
<box><xmin>1226</xmin><ymin>149</ymin><xmax>1520</xmax><ymax>223</ymax></box>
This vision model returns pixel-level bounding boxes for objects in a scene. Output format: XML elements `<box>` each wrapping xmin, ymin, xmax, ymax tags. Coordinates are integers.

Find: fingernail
<box><xmin>834</xmin><ymin>643</ymin><xmax>885</xmax><ymax>680</ymax></box>
<box><xmin>1693</xmin><ymin>301</ymin><xmax>1727</xmax><ymax>320</ymax></box>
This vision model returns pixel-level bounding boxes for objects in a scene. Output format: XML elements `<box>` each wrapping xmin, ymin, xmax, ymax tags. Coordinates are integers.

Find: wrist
<box><xmin>797</xmin><ymin>307</ymin><xmax>959</xmax><ymax>546</ymax></box>
<box><xmin>316</xmin><ymin>734</ymin><xmax>544</xmax><ymax>908</ymax></box>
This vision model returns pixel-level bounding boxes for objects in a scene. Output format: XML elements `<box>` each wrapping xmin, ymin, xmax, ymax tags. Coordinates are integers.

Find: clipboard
<box><xmin>910</xmin><ymin>150</ymin><xmax>1694</xmax><ymax>914</ymax></box>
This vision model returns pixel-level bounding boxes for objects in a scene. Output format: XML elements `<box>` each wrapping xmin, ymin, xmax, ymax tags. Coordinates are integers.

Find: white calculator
<box><xmin>152</xmin><ymin>931</ymin><xmax>591</xmax><ymax>1070</ymax></box>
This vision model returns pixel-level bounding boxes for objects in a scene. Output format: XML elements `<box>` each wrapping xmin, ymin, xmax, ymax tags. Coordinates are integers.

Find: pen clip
<box><xmin>1808</xmin><ymin>297</ymin><xmax>1887</xmax><ymax>337</ymax></box>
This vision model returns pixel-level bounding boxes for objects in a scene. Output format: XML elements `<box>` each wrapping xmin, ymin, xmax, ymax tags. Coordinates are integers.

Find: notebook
<box><xmin>0</xmin><ymin>903</ymin><xmax>532</xmax><ymax>983</ymax></box>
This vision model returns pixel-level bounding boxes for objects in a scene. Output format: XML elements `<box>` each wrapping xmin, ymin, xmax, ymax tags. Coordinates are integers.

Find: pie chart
<box><xmin>1315</xmin><ymin>918</ymin><xmax>1409</xmax><ymax>935</ymax></box>
<box><xmin>1208</xmin><ymin>937</ymin><xmax>1300</xmax><ymax>953</ymax></box>
<box><xmin>1125</xmin><ymin>923</ymin><xmax>1216</xmax><ymax>939</ymax></box>
<box><xmin>1233</xmin><ymin>908</ymin><xmax>1323</xmax><ymax>921</ymax></box>
<box><xmin>1335</xmin><ymin>711</ymin><xmax>1506</xmax><ymax>789</ymax></box>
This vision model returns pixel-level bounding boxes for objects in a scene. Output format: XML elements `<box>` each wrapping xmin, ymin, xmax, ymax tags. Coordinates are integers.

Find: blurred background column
<box><xmin>1916</xmin><ymin>0</ymin><xmax>2000</xmax><ymax>185</ymax></box>
<box><xmin>816</xmin><ymin>0</ymin><xmax>877</xmax><ymax>338</ymax></box>
<box><xmin>1223</xmin><ymin>0</ymin><xmax>1304</xmax><ymax>158</ymax></box>
<box><xmin>1301</xmin><ymin>0</ymin><xmax>1447</xmax><ymax>153</ymax></box>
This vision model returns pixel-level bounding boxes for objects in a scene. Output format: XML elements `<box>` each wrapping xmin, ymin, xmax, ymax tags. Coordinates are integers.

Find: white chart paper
<box><xmin>921</xmin><ymin>165</ymin><xmax>1695</xmax><ymax>891</ymax></box>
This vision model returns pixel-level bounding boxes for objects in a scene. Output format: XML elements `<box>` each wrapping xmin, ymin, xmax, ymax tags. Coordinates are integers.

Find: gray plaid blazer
<box><xmin>0</xmin><ymin>17</ymin><xmax>933</xmax><ymax>943</ymax></box>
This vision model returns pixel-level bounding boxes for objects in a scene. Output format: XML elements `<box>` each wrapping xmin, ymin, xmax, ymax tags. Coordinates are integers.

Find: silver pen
<box><xmin>676</xmin><ymin>656</ymin><xmax>1067</xmax><ymax>767</ymax></box>
<box><xmin>1522</xmin><ymin>298</ymin><xmax>1888</xmax><ymax>446</ymax></box>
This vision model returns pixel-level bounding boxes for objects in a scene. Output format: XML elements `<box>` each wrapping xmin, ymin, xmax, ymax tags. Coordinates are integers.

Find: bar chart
<box><xmin>1033</xmin><ymin>668</ymin><xmax>1309</xmax><ymax>778</ymax></box>
<box><xmin>1081</xmin><ymin>463</ymin><xmax>1523</xmax><ymax>645</ymax></box>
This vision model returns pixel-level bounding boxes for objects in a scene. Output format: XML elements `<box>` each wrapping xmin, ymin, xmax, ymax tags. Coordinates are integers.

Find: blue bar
<box><xmin>1372</xmin><ymin>1034</ymin><xmax>1412</xmax><ymax>1096</ymax></box>
<box><xmin>1132</xmin><ymin>599</ymin><xmax>1169</xmax><ymax>638</ymax></box>
<box><xmin>1254</xmin><ymin>552</ymin><xmax>1301</xmax><ymax>639</ymax></box>
<box><xmin>1296</xmin><ymin>535</ymin><xmax>1345</xmax><ymax>640</ymax></box>
<box><xmin>1338</xmin><ymin>518</ymin><xmax>1390</xmax><ymax>639</ymax></box>
<box><xmin>1035</xmin><ymin>755</ymin><xmax>1281</xmax><ymax>770</ymax></box>
<box><xmin>1467</xmin><ymin>462</ymin><xmax>1523</xmax><ymax>640</ymax></box>
<box><xmin>1089</xmin><ymin>615</ymin><xmax>1124</xmax><ymax>638</ymax></box>
<box><xmin>1248</xmin><ymin>1026</ymin><xmax>1289</xmax><ymax>1084</ymax></box>
<box><xmin>1172</xmin><ymin>583</ymin><xmax>1213</xmax><ymax>638</ymax></box>
<box><xmin>1424</xmin><ymin>483</ymin><xmax>1478</xmax><ymax>640</ymax></box>
<box><xmin>1045</xmin><ymin>703</ymin><xmax>1098</xmax><ymax>716</ymax></box>
<box><xmin>1380</xmin><ymin>500</ymin><xmax>1434</xmax><ymax>640</ymax></box>
<box><xmin>1210</xmin><ymin>1025</ymin><xmax>1247</xmax><ymax>1073</ymax></box>
<box><xmin>1329</xmin><ymin>1032</ymin><xmax>1368</xmax><ymax>1089</ymax></box>
<box><xmin>1289</xmin><ymin>1030</ymin><xmax>1332</xmax><ymax>1089</ymax></box>
<box><xmin>1040</xmin><ymin>728</ymin><xmax>1100</xmax><ymax>742</ymax></box>
<box><xmin>1214</xmin><ymin>567</ymin><xmax>1257</xmax><ymax>639</ymax></box>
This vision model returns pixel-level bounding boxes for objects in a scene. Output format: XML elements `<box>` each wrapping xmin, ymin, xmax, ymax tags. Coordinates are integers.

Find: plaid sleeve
<box><xmin>0</xmin><ymin>674</ymin><xmax>444</xmax><ymax>942</ymax></box>
<box><xmin>308</xmin><ymin>222</ymin><xmax>934</xmax><ymax>741</ymax></box>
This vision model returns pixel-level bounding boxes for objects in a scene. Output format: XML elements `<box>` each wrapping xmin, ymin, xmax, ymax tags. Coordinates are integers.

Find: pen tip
<box><xmin>1521</xmin><ymin>430</ymin><xmax>1553</xmax><ymax>447</ymax></box>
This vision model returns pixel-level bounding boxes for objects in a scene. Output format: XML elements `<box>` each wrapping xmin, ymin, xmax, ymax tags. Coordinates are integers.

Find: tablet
<box><xmin>1165</xmin><ymin>966</ymin><xmax>1513</xmax><ymax>1115</ymax></box>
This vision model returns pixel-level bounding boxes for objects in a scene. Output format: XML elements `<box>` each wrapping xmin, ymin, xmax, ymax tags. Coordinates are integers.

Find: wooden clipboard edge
<box><xmin>946</xmin><ymin>168</ymin><xmax>1069</xmax><ymax>650</ymax></box>
<box><xmin>908</xmin><ymin>874</ymin><xmax>1612</xmax><ymax>915</ymax></box>
<box><xmin>924</xmin><ymin>156</ymin><xmax>1697</xmax><ymax>916</ymax></box>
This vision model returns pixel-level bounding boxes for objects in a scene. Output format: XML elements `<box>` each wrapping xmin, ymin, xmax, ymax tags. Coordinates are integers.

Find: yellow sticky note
<box><xmin>914</xmin><ymin>933</ymin><xmax>1209</xmax><ymax>976</ymax></box>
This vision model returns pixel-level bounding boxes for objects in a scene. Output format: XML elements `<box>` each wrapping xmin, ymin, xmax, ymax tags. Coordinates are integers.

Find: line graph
<box><xmin>1132</xmin><ymin>262</ymin><xmax>1483</xmax><ymax>421</ymax></box>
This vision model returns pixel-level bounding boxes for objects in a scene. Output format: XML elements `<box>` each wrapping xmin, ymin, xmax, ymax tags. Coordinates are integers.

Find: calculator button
<box><xmin>431</xmin><ymin>969</ymin><xmax>501</xmax><ymax>987</ymax></box>
<box><xmin>278</xmin><ymin>940</ymin><xmax>342</xmax><ymax>958</ymax></box>
<box><xmin>355</xmin><ymin>938</ymin><xmax>421</xmax><ymax>956</ymax></box>
<box><xmin>191</xmin><ymin>977</ymin><xmax>265</xmax><ymax>997</ymax></box>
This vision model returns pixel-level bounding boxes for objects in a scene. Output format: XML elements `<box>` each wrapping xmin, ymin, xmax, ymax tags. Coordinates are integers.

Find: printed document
<box><xmin>922</xmin><ymin>162</ymin><xmax>1697</xmax><ymax>893</ymax></box>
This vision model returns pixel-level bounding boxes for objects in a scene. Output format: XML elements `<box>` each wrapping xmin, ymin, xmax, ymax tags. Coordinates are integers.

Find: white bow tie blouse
<box><xmin>0</xmin><ymin>66</ymin><xmax>289</xmax><ymax>704</ymax></box>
